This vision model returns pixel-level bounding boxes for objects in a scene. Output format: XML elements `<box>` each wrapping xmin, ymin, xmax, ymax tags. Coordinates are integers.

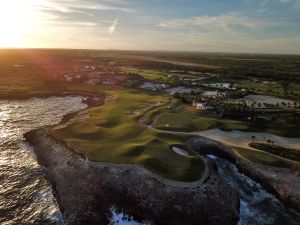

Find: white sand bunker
<box><xmin>172</xmin><ymin>146</ymin><xmax>189</xmax><ymax>157</ymax></box>
<box><xmin>197</xmin><ymin>128</ymin><xmax>300</xmax><ymax>150</ymax></box>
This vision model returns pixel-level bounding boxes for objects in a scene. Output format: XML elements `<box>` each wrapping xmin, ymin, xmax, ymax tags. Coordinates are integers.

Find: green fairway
<box><xmin>141</xmin><ymin>99</ymin><xmax>181</xmax><ymax>125</ymax></box>
<box><xmin>151</xmin><ymin>111</ymin><xmax>300</xmax><ymax>138</ymax></box>
<box><xmin>235</xmin><ymin>147</ymin><xmax>300</xmax><ymax>169</ymax></box>
<box><xmin>153</xmin><ymin>112</ymin><xmax>257</xmax><ymax>132</ymax></box>
<box><xmin>119</xmin><ymin>66</ymin><xmax>196</xmax><ymax>82</ymax></box>
<box><xmin>51</xmin><ymin>90</ymin><xmax>205</xmax><ymax>182</ymax></box>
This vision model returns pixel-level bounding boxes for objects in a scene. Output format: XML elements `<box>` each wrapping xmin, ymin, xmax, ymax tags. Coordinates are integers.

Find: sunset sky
<box><xmin>1</xmin><ymin>0</ymin><xmax>300</xmax><ymax>53</ymax></box>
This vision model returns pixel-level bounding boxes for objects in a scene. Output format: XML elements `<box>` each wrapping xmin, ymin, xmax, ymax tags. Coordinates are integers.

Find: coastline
<box><xmin>24</xmin><ymin>127</ymin><xmax>240</xmax><ymax>225</ymax></box>
<box><xmin>188</xmin><ymin>136</ymin><xmax>300</xmax><ymax>213</ymax></box>
<box><xmin>0</xmin><ymin>90</ymin><xmax>106</xmax><ymax>103</ymax></box>
<box><xmin>15</xmin><ymin>92</ymin><xmax>299</xmax><ymax>223</ymax></box>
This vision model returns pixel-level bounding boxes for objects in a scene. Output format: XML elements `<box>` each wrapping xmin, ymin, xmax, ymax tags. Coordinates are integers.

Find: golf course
<box><xmin>51</xmin><ymin>89</ymin><xmax>205</xmax><ymax>182</ymax></box>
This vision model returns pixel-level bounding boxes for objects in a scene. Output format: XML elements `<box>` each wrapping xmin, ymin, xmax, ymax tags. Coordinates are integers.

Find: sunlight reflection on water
<box><xmin>0</xmin><ymin>97</ymin><xmax>86</xmax><ymax>225</ymax></box>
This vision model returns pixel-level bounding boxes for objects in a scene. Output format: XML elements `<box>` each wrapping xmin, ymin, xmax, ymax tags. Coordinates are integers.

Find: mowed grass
<box><xmin>235</xmin><ymin>147</ymin><xmax>300</xmax><ymax>170</ymax></box>
<box><xmin>152</xmin><ymin>110</ymin><xmax>300</xmax><ymax>138</ymax></box>
<box><xmin>119</xmin><ymin>67</ymin><xmax>196</xmax><ymax>81</ymax></box>
<box><xmin>120</xmin><ymin>67</ymin><xmax>170</xmax><ymax>81</ymax></box>
<box><xmin>153</xmin><ymin>112</ymin><xmax>256</xmax><ymax>132</ymax></box>
<box><xmin>51</xmin><ymin>90</ymin><xmax>205</xmax><ymax>182</ymax></box>
<box><xmin>237</xmin><ymin>80</ymin><xmax>300</xmax><ymax>96</ymax></box>
<box><xmin>141</xmin><ymin>99</ymin><xmax>181</xmax><ymax>126</ymax></box>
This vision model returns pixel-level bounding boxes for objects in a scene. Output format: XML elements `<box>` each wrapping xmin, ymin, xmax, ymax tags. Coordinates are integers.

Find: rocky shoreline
<box><xmin>188</xmin><ymin>137</ymin><xmax>300</xmax><ymax>213</ymax></box>
<box><xmin>24</xmin><ymin>128</ymin><xmax>240</xmax><ymax>225</ymax></box>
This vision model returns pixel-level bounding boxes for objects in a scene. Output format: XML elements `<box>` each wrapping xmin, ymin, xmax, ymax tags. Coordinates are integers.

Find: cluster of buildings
<box><xmin>192</xmin><ymin>100</ymin><xmax>214</xmax><ymax>110</ymax></box>
<box><xmin>62</xmin><ymin>64</ymin><xmax>142</xmax><ymax>86</ymax></box>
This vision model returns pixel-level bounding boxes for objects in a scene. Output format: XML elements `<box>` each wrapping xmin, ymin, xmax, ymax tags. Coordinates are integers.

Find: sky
<box><xmin>0</xmin><ymin>0</ymin><xmax>300</xmax><ymax>54</ymax></box>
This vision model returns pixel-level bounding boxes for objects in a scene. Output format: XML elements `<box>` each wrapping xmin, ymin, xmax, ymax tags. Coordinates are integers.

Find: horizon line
<box><xmin>0</xmin><ymin>47</ymin><xmax>299</xmax><ymax>56</ymax></box>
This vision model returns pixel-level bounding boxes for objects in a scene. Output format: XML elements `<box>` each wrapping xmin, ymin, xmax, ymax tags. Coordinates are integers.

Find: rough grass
<box><xmin>235</xmin><ymin>147</ymin><xmax>300</xmax><ymax>170</ymax></box>
<box><xmin>266</xmin><ymin>126</ymin><xmax>300</xmax><ymax>138</ymax></box>
<box><xmin>51</xmin><ymin>90</ymin><xmax>205</xmax><ymax>182</ymax></box>
<box><xmin>249</xmin><ymin>143</ymin><xmax>300</xmax><ymax>162</ymax></box>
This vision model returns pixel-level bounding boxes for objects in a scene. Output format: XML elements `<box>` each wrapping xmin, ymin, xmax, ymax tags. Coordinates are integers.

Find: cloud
<box><xmin>108</xmin><ymin>19</ymin><xmax>118</xmax><ymax>34</ymax></box>
<box><xmin>35</xmin><ymin>0</ymin><xmax>134</xmax><ymax>15</ymax></box>
<box><xmin>279</xmin><ymin>0</ymin><xmax>300</xmax><ymax>6</ymax></box>
<box><xmin>261</xmin><ymin>0</ymin><xmax>269</xmax><ymax>6</ymax></box>
<box><xmin>159</xmin><ymin>13</ymin><xmax>277</xmax><ymax>33</ymax></box>
<box><xmin>278</xmin><ymin>0</ymin><xmax>300</xmax><ymax>9</ymax></box>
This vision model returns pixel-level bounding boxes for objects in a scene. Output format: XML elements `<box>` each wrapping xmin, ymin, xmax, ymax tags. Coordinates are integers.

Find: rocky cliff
<box><xmin>24</xmin><ymin>128</ymin><xmax>240</xmax><ymax>225</ymax></box>
<box><xmin>188</xmin><ymin>136</ymin><xmax>300</xmax><ymax>213</ymax></box>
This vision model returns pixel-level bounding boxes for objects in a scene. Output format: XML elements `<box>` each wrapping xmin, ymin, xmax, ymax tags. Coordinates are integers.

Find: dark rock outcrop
<box><xmin>188</xmin><ymin>136</ymin><xmax>300</xmax><ymax>213</ymax></box>
<box><xmin>25</xmin><ymin>128</ymin><xmax>240</xmax><ymax>225</ymax></box>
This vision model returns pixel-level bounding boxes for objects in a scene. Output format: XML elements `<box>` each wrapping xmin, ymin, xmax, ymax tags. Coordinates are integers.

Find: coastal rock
<box><xmin>25</xmin><ymin>128</ymin><xmax>240</xmax><ymax>225</ymax></box>
<box><xmin>188</xmin><ymin>136</ymin><xmax>300</xmax><ymax>213</ymax></box>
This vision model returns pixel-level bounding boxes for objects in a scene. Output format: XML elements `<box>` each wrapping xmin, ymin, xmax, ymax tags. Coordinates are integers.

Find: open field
<box><xmin>51</xmin><ymin>90</ymin><xmax>205</xmax><ymax>182</ymax></box>
<box><xmin>120</xmin><ymin>67</ymin><xmax>170</xmax><ymax>81</ymax></box>
<box><xmin>97</xmin><ymin>52</ymin><xmax>222</xmax><ymax>69</ymax></box>
<box><xmin>119</xmin><ymin>66</ymin><xmax>202</xmax><ymax>82</ymax></box>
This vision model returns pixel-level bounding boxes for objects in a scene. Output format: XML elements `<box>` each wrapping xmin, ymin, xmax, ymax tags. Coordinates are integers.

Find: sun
<box><xmin>0</xmin><ymin>0</ymin><xmax>36</xmax><ymax>47</ymax></box>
